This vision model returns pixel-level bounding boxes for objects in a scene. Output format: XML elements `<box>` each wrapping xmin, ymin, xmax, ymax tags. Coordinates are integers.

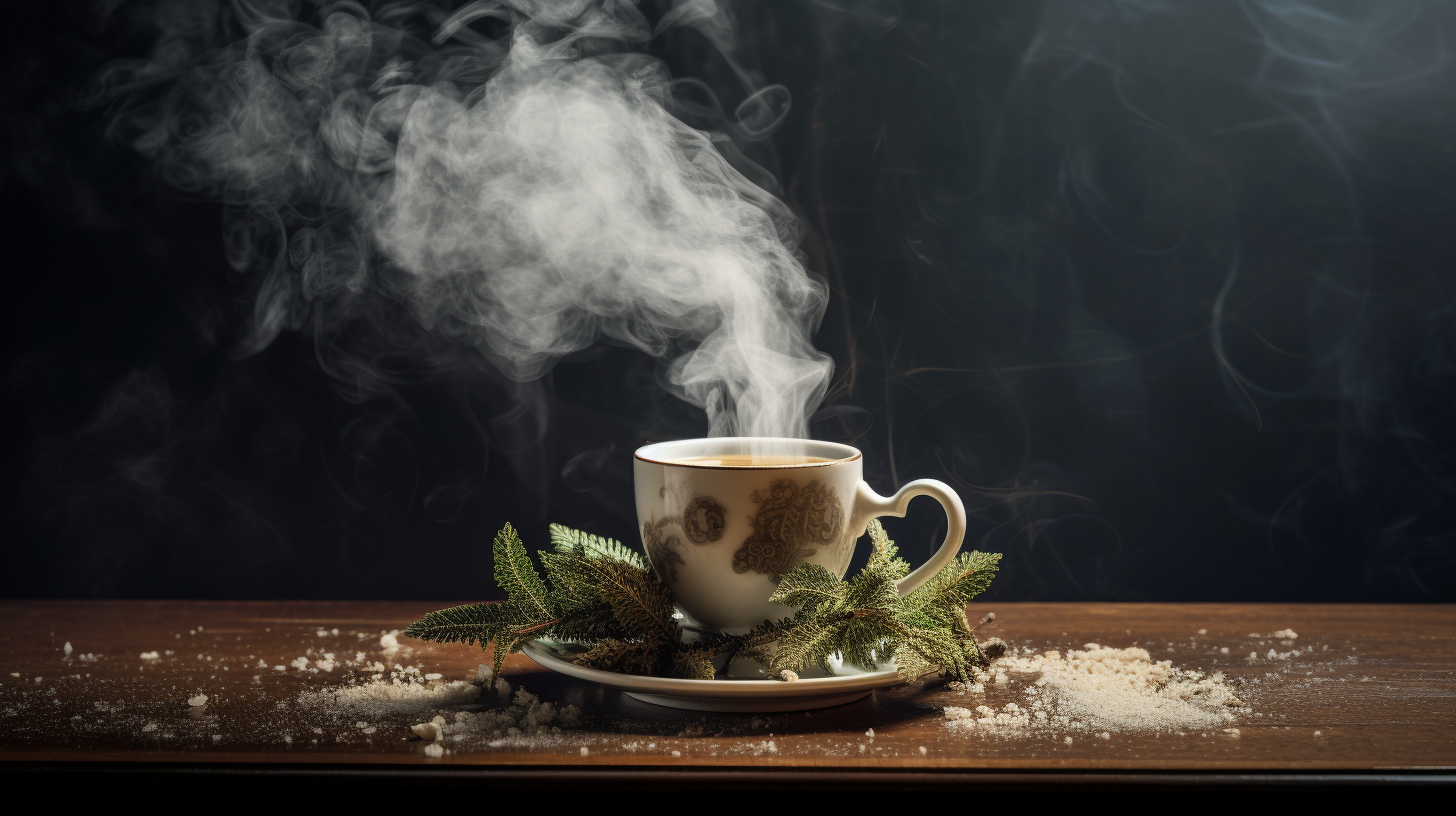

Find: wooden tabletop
<box><xmin>2</xmin><ymin>601</ymin><xmax>1453</xmax><ymax>788</ymax></box>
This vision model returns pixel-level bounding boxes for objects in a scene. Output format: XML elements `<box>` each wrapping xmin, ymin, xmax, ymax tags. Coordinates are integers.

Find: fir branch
<box><xmin>549</xmin><ymin>523</ymin><xmax>646</xmax><ymax>570</ymax></box>
<box><xmin>581</xmin><ymin>556</ymin><xmax>680</xmax><ymax>645</ymax></box>
<box><xmin>570</xmin><ymin>639</ymin><xmax>658</xmax><ymax>676</ymax></box>
<box><xmin>670</xmin><ymin>646</ymin><xmax>718</xmax><ymax>680</ymax></box>
<box><xmin>771</xmin><ymin>609</ymin><xmax>854</xmax><ymax>673</ymax></box>
<box><xmin>406</xmin><ymin>521</ymin><xmax>1003</xmax><ymax>685</ymax></box>
<box><xmin>905</xmin><ymin>550</ymin><xmax>1002</xmax><ymax>613</ymax></box>
<box><xmin>700</xmin><ymin>617</ymin><xmax>794</xmax><ymax>669</ymax></box>
<box><xmin>402</xmin><ymin>602</ymin><xmax>515</xmax><ymax>648</ymax></box>
<box><xmin>889</xmin><ymin>641</ymin><xmax>937</xmax><ymax>681</ymax></box>
<box><xmin>866</xmin><ymin>519</ymin><xmax>903</xmax><ymax>569</ymax></box>
<box><xmin>845</xmin><ymin>554</ymin><xmax>902</xmax><ymax>616</ymax></box>
<box><xmin>493</xmin><ymin>523</ymin><xmax>553</xmax><ymax>620</ymax></box>
<box><xmin>540</xmin><ymin>550</ymin><xmax>615</xmax><ymax>628</ymax></box>
<box><xmin>769</xmin><ymin>563</ymin><xmax>847</xmax><ymax>613</ymax></box>
<box><xmin>402</xmin><ymin>599</ymin><xmax>557</xmax><ymax>677</ymax></box>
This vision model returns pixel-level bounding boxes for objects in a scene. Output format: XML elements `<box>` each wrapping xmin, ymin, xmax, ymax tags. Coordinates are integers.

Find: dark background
<box><xmin>4</xmin><ymin>1</ymin><xmax>1454</xmax><ymax>602</ymax></box>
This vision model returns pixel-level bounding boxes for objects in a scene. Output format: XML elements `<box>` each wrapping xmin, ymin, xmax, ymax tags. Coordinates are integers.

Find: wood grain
<box><xmin>1</xmin><ymin>601</ymin><xmax>1452</xmax><ymax>779</ymax></box>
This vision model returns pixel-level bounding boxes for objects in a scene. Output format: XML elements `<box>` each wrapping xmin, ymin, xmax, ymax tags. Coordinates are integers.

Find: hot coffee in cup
<box><xmin>634</xmin><ymin>437</ymin><xmax>966</xmax><ymax>632</ymax></box>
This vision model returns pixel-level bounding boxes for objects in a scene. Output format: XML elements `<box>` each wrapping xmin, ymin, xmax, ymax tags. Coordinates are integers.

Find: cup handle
<box><xmin>850</xmin><ymin>479</ymin><xmax>967</xmax><ymax>595</ymax></box>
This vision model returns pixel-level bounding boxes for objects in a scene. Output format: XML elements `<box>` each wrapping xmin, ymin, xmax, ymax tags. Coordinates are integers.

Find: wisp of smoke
<box><xmin>92</xmin><ymin>0</ymin><xmax>833</xmax><ymax>438</ymax></box>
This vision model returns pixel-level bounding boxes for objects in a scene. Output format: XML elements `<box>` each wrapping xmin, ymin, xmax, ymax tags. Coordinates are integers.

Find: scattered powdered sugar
<box><xmin>6</xmin><ymin>620</ymin><xmax>1370</xmax><ymax>762</ymax></box>
<box><xmin>944</xmin><ymin>705</ymin><xmax>975</xmax><ymax>721</ymax></box>
<box><xmin>410</xmin><ymin>721</ymin><xmax>442</xmax><ymax>742</ymax></box>
<box><xmin>944</xmin><ymin>643</ymin><xmax>1249</xmax><ymax>737</ymax></box>
<box><xmin>298</xmin><ymin>662</ymin><xmax>581</xmax><ymax>756</ymax></box>
<box><xmin>297</xmin><ymin>666</ymin><xmax>482</xmax><ymax>718</ymax></box>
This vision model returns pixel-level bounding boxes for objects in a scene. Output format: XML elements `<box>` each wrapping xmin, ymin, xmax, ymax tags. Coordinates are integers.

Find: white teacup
<box><xmin>633</xmin><ymin>437</ymin><xmax>966</xmax><ymax>632</ymax></box>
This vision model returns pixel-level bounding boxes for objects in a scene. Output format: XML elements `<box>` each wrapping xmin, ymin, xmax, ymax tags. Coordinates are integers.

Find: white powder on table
<box><xmin>945</xmin><ymin>643</ymin><xmax>1248</xmax><ymax>737</ymax></box>
<box><xmin>411</xmin><ymin>721</ymin><xmax>443</xmax><ymax>742</ymax></box>
<box><xmin>297</xmin><ymin>662</ymin><xmax>581</xmax><ymax>755</ymax></box>
<box><xmin>300</xmin><ymin>675</ymin><xmax>481</xmax><ymax>718</ymax></box>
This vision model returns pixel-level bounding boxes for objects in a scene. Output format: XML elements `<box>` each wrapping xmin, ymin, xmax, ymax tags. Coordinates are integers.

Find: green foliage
<box><xmin>770</xmin><ymin>564</ymin><xmax>846</xmax><ymax>613</ymax></box>
<box><xmin>493</xmin><ymin>524</ymin><xmax>552</xmax><ymax>619</ymax></box>
<box><xmin>549</xmin><ymin>523</ymin><xmax>646</xmax><ymax>570</ymax></box>
<box><xmin>405</xmin><ymin>519</ymin><xmax>1001</xmax><ymax>683</ymax></box>
<box><xmin>402</xmin><ymin>602</ymin><xmax>514</xmax><ymax>649</ymax></box>
<box><xmin>697</xmin><ymin>617</ymin><xmax>794</xmax><ymax>669</ymax></box>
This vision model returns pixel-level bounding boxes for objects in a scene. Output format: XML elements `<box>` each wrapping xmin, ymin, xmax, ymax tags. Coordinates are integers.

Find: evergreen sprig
<box><xmin>404</xmin><ymin>520</ymin><xmax>1001</xmax><ymax>682</ymax></box>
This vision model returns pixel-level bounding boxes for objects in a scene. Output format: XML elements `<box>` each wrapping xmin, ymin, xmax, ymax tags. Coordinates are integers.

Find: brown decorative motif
<box><xmin>642</xmin><ymin>519</ymin><xmax>685</xmax><ymax>581</ymax></box>
<box><xmin>733</xmin><ymin>479</ymin><xmax>844</xmax><ymax>580</ymax></box>
<box><xmin>683</xmin><ymin>496</ymin><xmax>727</xmax><ymax>544</ymax></box>
<box><xmin>642</xmin><ymin>494</ymin><xmax>725</xmax><ymax>582</ymax></box>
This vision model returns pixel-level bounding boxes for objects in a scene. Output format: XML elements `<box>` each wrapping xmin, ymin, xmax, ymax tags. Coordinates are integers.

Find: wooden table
<box><xmin>2</xmin><ymin>601</ymin><xmax>1452</xmax><ymax>790</ymax></box>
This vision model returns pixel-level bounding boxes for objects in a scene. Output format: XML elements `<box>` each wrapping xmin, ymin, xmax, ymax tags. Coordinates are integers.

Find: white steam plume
<box><xmin>381</xmin><ymin>29</ymin><xmax>830</xmax><ymax>437</ymax></box>
<box><xmin>97</xmin><ymin>0</ymin><xmax>832</xmax><ymax>438</ymax></box>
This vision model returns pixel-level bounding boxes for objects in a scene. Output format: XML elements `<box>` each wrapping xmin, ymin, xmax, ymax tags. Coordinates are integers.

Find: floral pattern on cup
<box><xmin>642</xmin><ymin>519</ymin><xmax>684</xmax><ymax>580</ymax></box>
<box><xmin>643</xmin><ymin>494</ymin><xmax>728</xmax><ymax>581</ymax></box>
<box><xmin>732</xmin><ymin>479</ymin><xmax>843</xmax><ymax>580</ymax></box>
<box><xmin>683</xmin><ymin>495</ymin><xmax>727</xmax><ymax>544</ymax></box>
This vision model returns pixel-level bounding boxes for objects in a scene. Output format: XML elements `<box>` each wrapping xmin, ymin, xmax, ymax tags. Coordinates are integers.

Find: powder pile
<box><xmin>944</xmin><ymin>643</ymin><xmax>1249</xmax><ymax>736</ymax></box>
<box><xmin>297</xmin><ymin>664</ymin><xmax>483</xmax><ymax>719</ymax></box>
<box><xmin>298</xmin><ymin>662</ymin><xmax>581</xmax><ymax>755</ymax></box>
<box><xmin>403</xmin><ymin>666</ymin><xmax>581</xmax><ymax>757</ymax></box>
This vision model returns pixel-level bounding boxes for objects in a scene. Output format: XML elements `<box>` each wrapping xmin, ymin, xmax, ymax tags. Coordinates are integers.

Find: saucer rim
<box><xmin>521</xmin><ymin>639</ymin><xmax>902</xmax><ymax>699</ymax></box>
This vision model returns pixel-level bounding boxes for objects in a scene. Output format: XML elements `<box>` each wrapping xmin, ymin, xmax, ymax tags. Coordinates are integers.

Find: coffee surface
<box><xmin>667</xmin><ymin>454</ymin><xmax>838</xmax><ymax>467</ymax></box>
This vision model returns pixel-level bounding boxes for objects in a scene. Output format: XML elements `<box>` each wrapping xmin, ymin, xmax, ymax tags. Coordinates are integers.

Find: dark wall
<box><xmin>3</xmin><ymin>1</ymin><xmax>1453</xmax><ymax>601</ymax></box>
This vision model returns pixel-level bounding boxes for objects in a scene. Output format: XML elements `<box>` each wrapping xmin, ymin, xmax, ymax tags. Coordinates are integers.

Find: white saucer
<box><xmin>522</xmin><ymin>638</ymin><xmax>901</xmax><ymax>712</ymax></box>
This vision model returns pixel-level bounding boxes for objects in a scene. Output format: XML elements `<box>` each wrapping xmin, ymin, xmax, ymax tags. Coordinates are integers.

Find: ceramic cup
<box><xmin>633</xmin><ymin>437</ymin><xmax>967</xmax><ymax>632</ymax></box>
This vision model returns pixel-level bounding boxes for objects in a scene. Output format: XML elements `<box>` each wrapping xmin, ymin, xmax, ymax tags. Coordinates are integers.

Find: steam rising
<box><xmin>97</xmin><ymin>0</ymin><xmax>832</xmax><ymax>438</ymax></box>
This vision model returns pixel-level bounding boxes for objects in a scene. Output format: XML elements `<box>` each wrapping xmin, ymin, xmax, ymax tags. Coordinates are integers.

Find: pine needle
<box><xmin>549</xmin><ymin>523</ymin><xmax>646</xmax><ymax>570</ymax></box>
<box><xmin>404</xmin><ymin>521</ymin><xmax>1002</xmax><ymax>683</ymax></box>
<box><xmin>493</xmin><ymin>523</ymin><xmax>552</xmax><ymax>619</ymax></box>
